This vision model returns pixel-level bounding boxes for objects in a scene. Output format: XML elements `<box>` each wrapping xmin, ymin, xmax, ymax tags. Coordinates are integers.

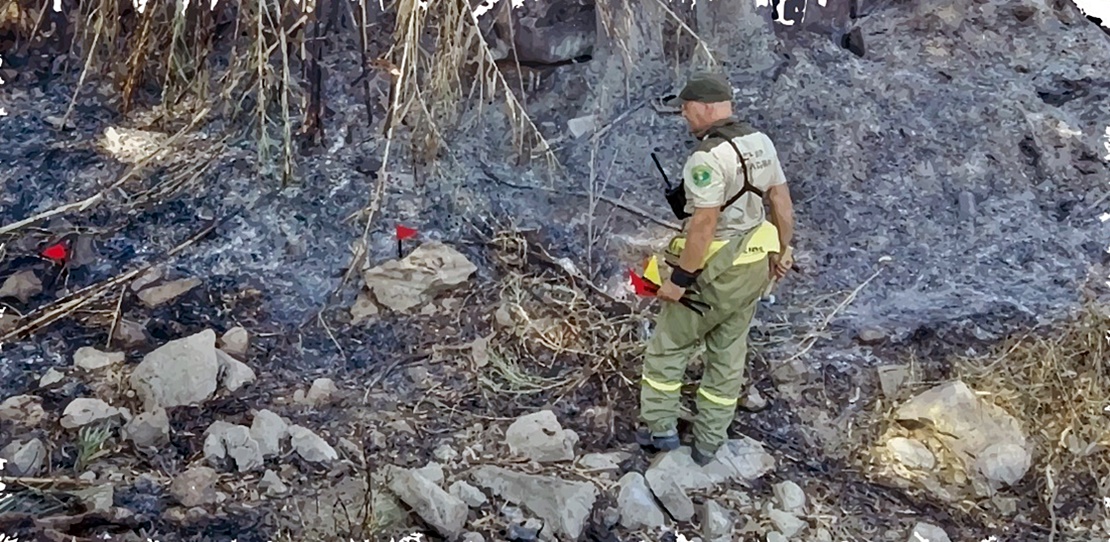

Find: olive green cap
<box><xmin>662</xmin><ymin>72</ymin><xmax>733</xmax><ymax>107</ymax></box>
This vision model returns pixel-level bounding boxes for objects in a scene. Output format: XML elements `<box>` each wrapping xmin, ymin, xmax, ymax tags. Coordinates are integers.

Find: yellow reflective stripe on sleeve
<box><xmin>697</xmin><ymin>388</ymin><xmax>738</xmax><ymax>406</ymax></box>
<box><xmin>642</xmin><ymin>376</ymin><xmax>682</xmax><ymax>393</ymax></box>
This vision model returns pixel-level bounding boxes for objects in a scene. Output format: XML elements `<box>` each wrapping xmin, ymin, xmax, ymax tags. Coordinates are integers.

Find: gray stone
<box><xmin>137</xmin><ymin>277</ymin><xmax>201</xmax><ymax>308</ymax></box>
<box><xmin>288</xmin><ymin>424</ymin><xmax>338</xmax><ymax>463</ymax></box>
<box><xmin>449</xmin><ymin>480</ymin><xmax>488</xmax><ymax>508</ymax></box>
<box><xmin>170</xmin><ymin>466</ymin><xmax>219</xmax><ymax>507</ymax></box>
<box><xmin>461</xmin><ymin>533</ymin><xmax>485</xmax><ymax>542</ymax></box>
<box><xmin>0</xmin><ymin>270</ymin><xmax>42</xmax><ymax>303</ymax></box>
<box><xmin>123</xmin><ymin>407</ymin><xmax>171</xmax><ymax>447</ymax></box>
<box><xmin>740</xmin><ymin>386</ymin><xmax>769</xmax><ymax>411</ymax></box>
<box><xmin>958</xmin><ymin>191</ymin><xmax>976</xmax><ymax>220</ymax></box>
<box><xmin>0</xmin><ymin>438</ymin><xmax>46</xmax><ymax>476</ymax></box>
<box><xmin>505</xmin><ymin>410</ymin><xmax>578</xmax><ymax>463</ymax></box>
<box><xmin>701</xmin><ymin>500</ymin><xmax>734</xmax><ymax>540</ymax></box>
<box><xmin>113</xmin><ymin>319</ymin><xmax>147</xmax><ymax>347</ymax></box>
<box><xmin>250</xmin><ymin>409</ymin><xmax>289</xmax><ymax>457</ymax></box>
<box><xmin>766</xmin><ymin>532</ymin><xmax>788</xmax><ymax>542</ymax></box>
<box><xmin>908</xmin><ymin>522</ymin><xmax>951</xmax><ymax>542</ymax></box>
<box><xmin>203</xmin><ymin>421</ymin><xmax>264</xmax><ymax>472</ymax></box>
<box><xmin>73</xmin><ymin>346</ymin><xmax>124</xmax><ymax>371</ymax></box>
<box><xmin>61</xmin><ymin>398</ymin><xmax>127</xmax><ymax>429</ymax></box>
<box><xmin>877</xmin><ymin>365</ymin><xmax>910</xmax><ymax>398</ymax></box>
<box><xmin>387</xmin><ymin>465</ymin><xmax>468</xmax><ymax>539</ymax></box>
<box><xmin>130</xmin><ymin>330</ymin><xmax>220</xmax><ymax>410</ymax></box>
<box><xmin>858</xmin><ymin>327</ymin><xmax>889</xmax><ymax>345</ymax></box>
<box><xmin>470</xmin><ymin>465</ymin><xmax>598</xmax><ymax>539</ymax></box>
<box><xmin>567</xmin><ymin>115</ymin><xmax>597</xmax><ymax>138</ymax></box>
<box><xmin>70</xmin><ymin>484</ymin><xmax>114</xmax><ymax>512</ymax></box>
<box><xmin>616</xmin><ymin>472</ymin><xmax>665</xmax><ymax>529</ymax></box>
<box><xmin>773</xmin><ymin>480</ymin><xmax>806</xmax><ymax>513</ymax></box>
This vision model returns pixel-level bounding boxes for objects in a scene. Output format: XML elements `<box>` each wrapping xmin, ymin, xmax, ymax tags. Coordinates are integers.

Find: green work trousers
<box><xmin>639</xmin><ymin>256</ymin><xmax>771</xmax><ymax>453</ymax></box>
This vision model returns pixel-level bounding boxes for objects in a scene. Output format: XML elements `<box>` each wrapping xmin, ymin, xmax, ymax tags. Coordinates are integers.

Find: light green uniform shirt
<box><xmin>681</xmin><ymin>120</ymin><xmax>788</xmax><ymax>239</ymax></box>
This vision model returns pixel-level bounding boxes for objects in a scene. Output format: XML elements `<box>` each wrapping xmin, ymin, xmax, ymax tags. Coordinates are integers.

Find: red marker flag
<box><xmin>396</xmin><ymin>224</ymin><xmax>418</xmax><ymax>259</ymax></box>
<box><xmin>629</xmin><ymin>269</ymin><xmax>657</xmax><ymax>297</ymax></box>
<box><xmin>395</xmin><ymin>225</ymin><xmax>418</xmax><ymax>241</ymax></box>
<box><xmin>41</xmin><ymin>242</ymin><xmax>68</xmax><ymax>263</ymax></box>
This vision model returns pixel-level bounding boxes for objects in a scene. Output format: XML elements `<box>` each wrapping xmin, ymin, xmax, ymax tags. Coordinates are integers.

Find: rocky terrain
<box><xmin>2</xmin><ymin>0</ymin><xmax>1110</xmax><ymax>540</ymax></box>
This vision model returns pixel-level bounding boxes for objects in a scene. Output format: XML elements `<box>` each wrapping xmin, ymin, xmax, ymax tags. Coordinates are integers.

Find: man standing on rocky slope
<box><xmin>638</xmin><ymin>71</ymin><xmax>795</xmax><ymax>466</ymax></box>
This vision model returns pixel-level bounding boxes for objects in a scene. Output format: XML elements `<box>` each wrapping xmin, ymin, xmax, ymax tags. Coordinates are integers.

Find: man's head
<box><xmin>665</xmin><ymin>71</ymin><xmax>734</xmax><ymax>134</ymax></box>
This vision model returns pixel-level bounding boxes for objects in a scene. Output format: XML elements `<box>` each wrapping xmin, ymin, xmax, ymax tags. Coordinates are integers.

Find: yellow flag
<box><xmin>644</xmin><ymin>255</ymin><xmax>662</xmax><ymax>285</ymax></box>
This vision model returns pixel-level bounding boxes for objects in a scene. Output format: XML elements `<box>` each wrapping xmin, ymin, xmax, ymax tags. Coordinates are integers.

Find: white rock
<box><xmin>433</xmin><ymin>444</ymin><xmax>459</xmax><ymax>463</ymax></box>
<box><xmin>170</xmin><ymin>466</ymin><xmax>219</xmax><ymax>507</ymax></box>
<box><xmin>70</xmin><ymin>484</ymin><xmax>114</xmax><ymax>512</ymax></box>
<box><xmin>895</xmin><ymin>380</ymin><xmax>1031</xmax><ymax>487</ymax></box>
<box><xmin>773</xmin><ymin>480</ymin><xmax>806</xmax><ymax>513</ymax></box>
<box><xmin>616</xmin><ymin>472</ymin><xmax>665</xmax><ymax>529</ymax></box>
<box><xmin>908</xmin><ymin>522</ymin><xmax>951</xmax><ymax>542</ymax></box>
<box><xmin>504</xmin><ymin>410</ymin><xmax>578</xmax><ymax>462</ymax></box>
<box><xmin>39</xmin><ymin>368</ymin><xmax>65</xmax><ymax>387</ymax></box>
<box><xmin>415</xmin><ymin>462</ymin><xmax>445</xmax><ymax>486</ymax></box>
<box><xmin>250</xmin><ymin>409</ymin><xmax>289</xmax><ymax>458</ymax></box>
<box><xmin>702</xmin><ymin>437</ymin><xmax>776</xmax><ymax>482</ymax></box>
<box><xmin>361</xmin><ymin>241</ymin><xmax>477</xmax><ymax>313</ymax></box>
<box><xmin>219</xmin><ymin>326</ymin><xmax>250</xmax><ymax>359</ymax></box>
<box><xmin>766</xmin><ymin>532</ymin><xmax>788</xmax><ymax>542</ymax></box>
<box><xmin>288</xmin><ymin>424</ymin><xmax>338</xmax><ymax>463</ymax></box>
<box><xmin>122</xmin><ymin>407</ymin><xmax>170</xmax><ymax>447</ymax></box>
<box><xmin>0</xmin><ymin>270</ymin><xmax>42</xmax><ymax>303</ymax></box>
<box><xmin>215</xmin><ymin>350</ymin><xmax>256</xmax><ymax>392</ymax></box>
<box><xmin>0</xmin><ymin>395</ymin><xmax>46</xmax><ymax>427</ymax></box>
<box><xmin>578</xmin><ymin>452</ymin><xmax>629</xmax><ymax>471</ymax></box>
<box><xmin>567</xmin><ymin>115</ymin><xmax>597</xmax><ymax>138</ymax></box>
<box><xmin>60</xmin><ymin>398</ymin><xmax>127</xmax><ymax>429</ymax></box>
<box><xmin>766</xmin><ymin>506</ymin><xmax>807</xmax><ymax>537</ymax></box>
<box><xmin>0</xmin><ymin>438</ymin><xmax>47</xmax><ymax>476</ymax></box>
<box><xmin>303</xmin><ymin>378</ymin><xmax>338</xmax><ymax>406</ymax></box>
<box><xmin>701</xmin><ymin>500</ymin><xmax>735</xmax><ymax>540</ymax></box>
<box><xmin>130</xmin><ymin>330</ymin><xmax>220</xmax><ymax>411</ymax></box>
<box><xmin>885</xmin><ymin>437</ymin><xmax>936</xmax><ymax>470</ymax></box>
<box><xmin>387</xmin><ymin>465</ymin><xmax>468</xmax><ymax>539</ymax></box>
<box><xmin>470</xmin><ymin>465</ymin><xmax>598</xmax><ymax>540</ymax></box>
<box><xmin>449</xmin><ymin>480</ymin><xmax>488</xmax><ymax>508</ymax></box>
<box><xmin>260</xmin><ymin>469</ymin><xmax>288</xmax><ymax>496</ymax></box>
<box><xmin>203</xmin><ymin>421</ymin><xmax>264</xmax><ymax>472</ymax></box>
<box><xmin>73</xmin><ymin>347</ymin><xmax>124</xmax><ymax>371</ymax></box>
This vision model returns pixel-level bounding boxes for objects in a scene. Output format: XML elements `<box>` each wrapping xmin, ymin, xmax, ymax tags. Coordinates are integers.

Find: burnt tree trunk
<box><xmin>301</xmin><ymin>0</ymin><xmax>329</xmax><ymax>148</ymax></box>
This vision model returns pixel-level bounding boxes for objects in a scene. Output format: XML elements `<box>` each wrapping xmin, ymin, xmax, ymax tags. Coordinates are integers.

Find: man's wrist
<box><xmin>671</xmin><ymin>266</ymin><xmax>699</xmax><ymax>288</ymax></box>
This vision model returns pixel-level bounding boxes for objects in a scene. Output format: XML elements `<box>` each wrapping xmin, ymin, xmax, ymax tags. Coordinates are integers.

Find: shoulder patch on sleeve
<box><xmin>690</xmin><ymin>164</ymin><xmax>714</xmax><ymax>187</ymax></box>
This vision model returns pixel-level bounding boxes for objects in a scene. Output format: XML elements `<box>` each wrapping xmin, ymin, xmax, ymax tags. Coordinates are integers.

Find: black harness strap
<box><xmin>704</xmin><ymin>128</ymin><xmax>764</xmax><ymax>211</ymax></box>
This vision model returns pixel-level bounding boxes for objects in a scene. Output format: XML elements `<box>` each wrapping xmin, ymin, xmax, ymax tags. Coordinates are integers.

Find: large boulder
<box><xmin>360</xmin><ymin>242</ymin><xmax>477</xmax><ymax>313</ymax></box>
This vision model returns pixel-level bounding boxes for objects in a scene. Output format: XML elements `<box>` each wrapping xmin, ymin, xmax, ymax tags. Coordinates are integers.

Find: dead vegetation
<box><xmin>956</xmin><ymin>303</ymin><xmax>1110</xmax><ymax>539</ymax></box>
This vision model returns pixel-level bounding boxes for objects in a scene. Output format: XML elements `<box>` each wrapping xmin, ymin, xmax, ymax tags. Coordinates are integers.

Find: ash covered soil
<box><xmin>2</xmin><ymin>0</ymin><xmax>1110</xmax><ymax>541</ymax></box>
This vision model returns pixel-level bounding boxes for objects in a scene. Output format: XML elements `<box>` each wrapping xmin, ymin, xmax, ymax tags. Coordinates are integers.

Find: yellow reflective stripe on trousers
<box><xmin>642</xmin><ymin>376</ymin><xmax>682</xmax><ymax>393</ymax></box>
<box><xmin>697</xmin><ymin>388</ymin><xmax>738</xmax><ymax>407</ymax></box>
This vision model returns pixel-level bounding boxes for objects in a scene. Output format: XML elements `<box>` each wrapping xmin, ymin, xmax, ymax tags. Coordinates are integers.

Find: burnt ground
<box><xmin>2</xmin><ymin>0</ymin><xmax>1110</xmax><ymax>541</ymax></box>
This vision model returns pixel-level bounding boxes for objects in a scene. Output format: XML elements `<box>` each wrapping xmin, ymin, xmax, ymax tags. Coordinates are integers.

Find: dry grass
<box><xmin>955</xmin><ymin>303</ymin><xmax>1110</xmax><ymax>537</ymax></box>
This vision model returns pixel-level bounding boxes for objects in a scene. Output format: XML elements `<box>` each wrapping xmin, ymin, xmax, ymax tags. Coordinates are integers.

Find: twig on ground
<box><xmin>785</xmin><ymin>266</ymin><xmax>883</xmax><ymax>363</ymax></box>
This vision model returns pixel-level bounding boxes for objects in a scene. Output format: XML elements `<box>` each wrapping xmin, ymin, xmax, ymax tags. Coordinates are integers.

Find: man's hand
<box><xmin>769</xmin><ymin>249</ymin><xmax>793</xmax><ymax>280</ymax></box>
<box><xmin>657</xmin><ymin>279</ymin><xmax>686</xmax><ymax>302</ymax></box>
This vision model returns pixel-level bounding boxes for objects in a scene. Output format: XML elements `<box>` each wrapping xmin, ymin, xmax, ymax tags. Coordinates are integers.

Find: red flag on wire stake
<box><xmin>396</xmin><ymin>224</ymin><xmax>418</xmax><ymax>259</ymax></box>
<box><xmin>41</xmin><ymin>242</ymin><xmax>69</xmax><ymax>263</ymax></box>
